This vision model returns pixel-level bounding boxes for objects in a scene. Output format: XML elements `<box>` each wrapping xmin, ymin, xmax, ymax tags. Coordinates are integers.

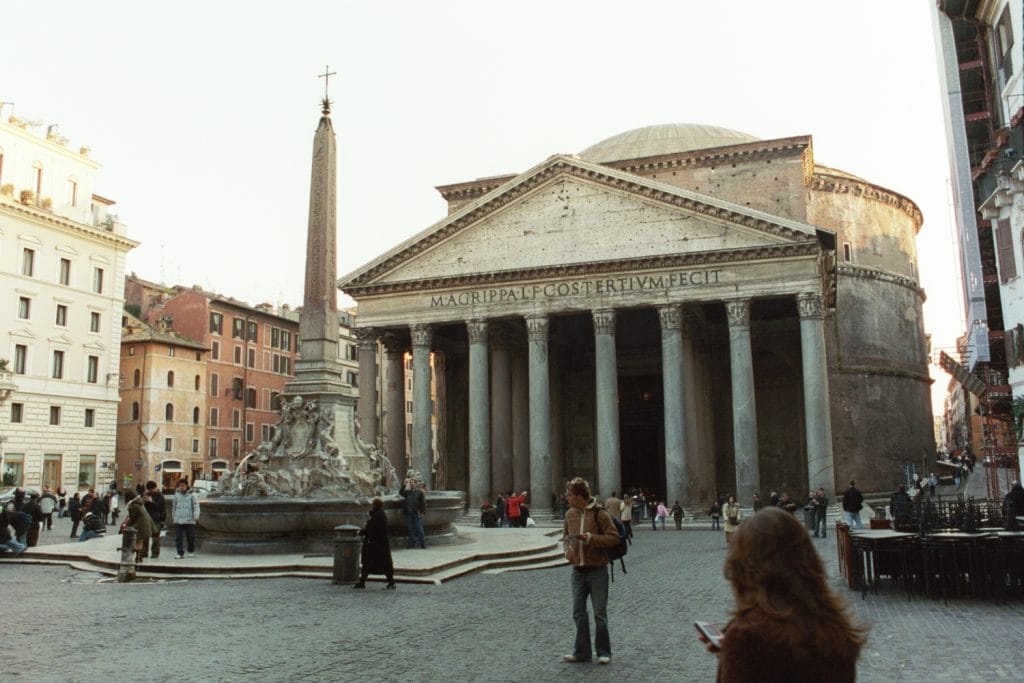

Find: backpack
<box><xmin>594</xmin><ymin>507</ymin><xmax>629</xmax><ymax>581</ymax></box>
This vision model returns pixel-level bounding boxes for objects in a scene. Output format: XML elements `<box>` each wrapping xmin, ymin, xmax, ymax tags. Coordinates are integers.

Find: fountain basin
<box><xmin>197</xmin><ymin>490</ymin><xmax>466</xmax><ymax>554</ymax></box>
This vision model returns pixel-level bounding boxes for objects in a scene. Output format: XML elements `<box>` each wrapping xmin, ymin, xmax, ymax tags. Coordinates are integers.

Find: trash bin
<box><xmin>332</xmin><ymin>524</ymin><xmax>362</xmax><ymax>585</ymax></box>
<box><xmin>803</xmin><ymin>506</ymin><xmax>816</xmax><ymax>531</ymax></box>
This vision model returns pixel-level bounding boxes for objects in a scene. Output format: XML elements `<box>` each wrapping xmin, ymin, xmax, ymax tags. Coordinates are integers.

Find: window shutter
<box><xmin>1005</xmin><ymin>327</ymin><xmax>1017</xmax><ymax>368</ymax></box>
<box><xmin>996</xmin><ymin>219</ymin><xmax>1016</xmax><ymax>282</ymax></box>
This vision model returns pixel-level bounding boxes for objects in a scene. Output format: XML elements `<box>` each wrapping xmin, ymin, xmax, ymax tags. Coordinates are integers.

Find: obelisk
<box><xmin>283</xmin><ymin>92</ymin><xmax>363</xmax><ymax>465</ymax></box>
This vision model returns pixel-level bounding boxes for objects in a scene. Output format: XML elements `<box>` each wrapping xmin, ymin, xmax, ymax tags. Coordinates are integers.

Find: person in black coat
<box><xmin>353</xmin><ymin>498</ymin><xmax>395</xmax><ymax>589</ymax></box>
<box><xmin>1004</xmin><ymin>481</ymin><xmax>1024</xmax><ymax>531</ymax></box>
<box><xmin>889</xmin><ymin>485</ymin><xmax>913</xmax><ymax>531</ymax></box>
<box><xmin>68</xmin><ymin>493</ymin><xmax>82</xmax><ymax>538</ymax></box>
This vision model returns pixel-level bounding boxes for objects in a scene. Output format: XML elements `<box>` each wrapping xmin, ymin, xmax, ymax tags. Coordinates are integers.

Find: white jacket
<box><xmin>172</xmin><ymin>489</ymin><xmax>200</xmax><ymax>524</ymax></box>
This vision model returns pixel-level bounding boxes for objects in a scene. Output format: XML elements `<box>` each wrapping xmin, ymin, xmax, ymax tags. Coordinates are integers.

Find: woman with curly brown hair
<box><xmin>701</xmin><ymin>506</ymin><xmax>866</xmax><ymax>682</ymax></box>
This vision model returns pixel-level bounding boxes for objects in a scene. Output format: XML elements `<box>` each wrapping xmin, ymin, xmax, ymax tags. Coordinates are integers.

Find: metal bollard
<box><xmin>117</xmin><ymin>527</ymin><xmax>137</xmax><ymax>583</ymax></box>
<box><xmin>332</xmin><ymin>524</ymin><xmax>362</xmax><ymax>585</ymax></box>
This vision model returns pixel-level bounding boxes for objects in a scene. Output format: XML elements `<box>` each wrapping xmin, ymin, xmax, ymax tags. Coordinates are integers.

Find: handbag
<box><xmin>728</xmin><ymin>516</ymin><xmax>739</xmax><ymax>526</ymax></box>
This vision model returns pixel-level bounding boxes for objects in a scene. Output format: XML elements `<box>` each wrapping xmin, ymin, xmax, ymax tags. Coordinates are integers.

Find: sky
<box><xmin>4</xmin><ymin>0</ymin><xmax>961</xmax><ymax>414</ymax></box>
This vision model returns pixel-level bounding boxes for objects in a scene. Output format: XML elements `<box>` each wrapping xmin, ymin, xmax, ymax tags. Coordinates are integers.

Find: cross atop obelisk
<box><xmin>319</xmin><ymin>65</ymin><xmax>336</xmax><ymax>115</ymax></box>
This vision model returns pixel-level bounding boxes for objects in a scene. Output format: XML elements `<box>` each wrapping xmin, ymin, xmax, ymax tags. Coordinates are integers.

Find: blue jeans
<box><xmin>571</xmin><ymin>565</ymin><xmax>610</xmax><ymax>660</ymax></box>
<box><xmin>78</xmin><ymin>530</ymin><xmax>102</xmax><ymax>542</ymax></box>
<box><xmin>405</xmin><ymin>514</ymin><xmax>425</xmax><ymax>548</ymax></box>
<box><xmin>1</xmin><ymin>538</ymin><xmax>26</xmax><ymax>555</ymax></box>
<box><xmin>843</xmin><ymin>511</ymin><xmax>862</xmax><ymax>529</ymax></box>
<box><xmin>175</xmin><ymin>524</ymin><xmax>196</xmax><ymax>555</ymax></box>
<box><xmin>813</xmin><ymin>509</ymin><xmax>828</xmax><ymax>536</ymax></box>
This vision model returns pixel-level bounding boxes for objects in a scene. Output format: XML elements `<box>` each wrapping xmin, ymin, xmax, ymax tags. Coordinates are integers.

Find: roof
<box><xmin>121</xmin><ymin>313</ymin><xmax>209</xmax><ymax>352</ymax></box>
<box><xmin>578</xmin><ymin>123</ymin><xmax>761</xmax><ymax>164</ymax></box>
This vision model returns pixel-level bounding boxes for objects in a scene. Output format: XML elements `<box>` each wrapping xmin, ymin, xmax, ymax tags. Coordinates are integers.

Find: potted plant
<box><xmin>19</xmin><ymin>189</ymin><xmax>34</xmax><ymax>205</ymax></box>
<box><xmin>40</xmin><ymin>196</ymin><xmax>52</xmax><ymax>210</ymax></box>
<box><xmin>1</xmin><ymin>183</ymin><xmax>13</xmax><ymax>197</ymax></box>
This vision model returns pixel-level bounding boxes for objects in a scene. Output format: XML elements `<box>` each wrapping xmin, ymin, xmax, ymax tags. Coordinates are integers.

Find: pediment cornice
<box><xmin>342</xmin><ymin>155</ymin><xmax>826</xmax><ymax>290</ymax></box>
<box><xmin>344</xmin><ymin>241</ymin><xmax>819</xmax><ymax>298</ymax></box>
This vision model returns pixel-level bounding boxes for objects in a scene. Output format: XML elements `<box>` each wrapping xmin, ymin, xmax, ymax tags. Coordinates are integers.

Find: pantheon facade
<box><xmin>340</xmin><ymin>124</ymin><xmax>934</xmax><ymax>514</ymax></box>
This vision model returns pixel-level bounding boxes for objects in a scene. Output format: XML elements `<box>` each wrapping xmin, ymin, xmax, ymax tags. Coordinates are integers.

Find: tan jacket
<box><xmin>563</xmin><ymin>500</ymin><xmax>621</xmax><ymax>567</ymax></box>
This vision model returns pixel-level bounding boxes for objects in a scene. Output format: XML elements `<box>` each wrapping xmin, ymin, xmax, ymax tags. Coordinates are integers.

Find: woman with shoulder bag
<box><xmin>353</xmin><ymin>498</ymin><xmax>395</xmax><ymax>589</ymax></box>
<box><xmin>723</xmin><ymin>494</ymin><xmax>742</xmax><ymax>544</ymax></box>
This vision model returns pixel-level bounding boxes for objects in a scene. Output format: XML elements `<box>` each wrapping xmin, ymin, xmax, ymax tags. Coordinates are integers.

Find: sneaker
<box><xmin>187</xmin><ymin>553</ymin><xmax>195</xmax><ymax>558</ymax></box>
<box><xmin>174</xmin><ymin>554</ymin><xmax>185</xmax><ymax>559</ymax></box>
<box><xmin>563</xmin><ymin>655</ymin><xmax>590</xmax><ymax>663</ymax></box>
<box><xmin>597</xmin><ymin>656</ymin><xmax>611</xmax><ymax>665</ymax></box>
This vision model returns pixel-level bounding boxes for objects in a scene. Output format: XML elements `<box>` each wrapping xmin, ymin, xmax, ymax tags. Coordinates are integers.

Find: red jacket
<box><xmin>507</xmin><ymin>494</ymin><xmax>526</xmax><ymax>517</ymax></box>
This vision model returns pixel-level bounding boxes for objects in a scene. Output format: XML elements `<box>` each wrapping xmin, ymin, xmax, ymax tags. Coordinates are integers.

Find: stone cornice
<box><xmin>0</xmin><ymin>196</ymin><xmax>139</xmax><ymax>251</ymax></box>
<box><xmin>601</xmin><ymin>135</ymin><xmax>811</xmax><ymax>175</ymax></box>
<box><xmin>811</xmin><ymin>171</ymin><xmax>923</xmax><ymax>229</ymax></box>
<box><xmin>340</xmin><ymin>155</ymin><xmax>826</xmax><ymax>291</ymax></box>
<box><xmin>835</xmin><ymin>264</ymin><xmax>924</xmax><ymax>299</ymax></box>
<box><xmin>344</xmin><ymin>241</ymin><xmax>819</xmax><ymax>298</ymax></box>
<box><xmin>436</xmin><ymin>174</ymin><xmax>518</xmax><ymax>202</ymax></box>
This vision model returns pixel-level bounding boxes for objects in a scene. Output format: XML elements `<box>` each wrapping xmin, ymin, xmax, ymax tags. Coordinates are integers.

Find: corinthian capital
<box><xmin>658</xmin><ymin>305</ymin><xmax>681</xmax><ymax>331</ymax></box>
<box><xmin>410</xmin><ymin>324</ymin><xmax>432</xmax><ymax>348</ymax></box>
<box><xmin>593</xmin><ymin>309</ymin><xmax>616</xmax><ymax>336</ymax></box>
<box><xmin>354</xmin><ymin>327</ymin><xmax>378</xmax><ymax>350</ymax></box>
<box><xmin>525</xmin><ymin>315</ymin><xmax>549</xmax><ymax>341</ymax></box>
<box><xmin>466</xmin><ymin>319</ymin><xmax>488</xmax><ymax>344</ymax></box>
<box><xmin>796</xmin><ymin>292</ymin><xmax>824</xmax><ymax>320</ymax></box>
<box><xmin>725</xmin><ymin>299</ymin><xmax>750</xmax><ymax>328</ymax></box>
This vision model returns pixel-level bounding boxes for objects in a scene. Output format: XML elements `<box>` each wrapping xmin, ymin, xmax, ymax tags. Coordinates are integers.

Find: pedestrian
<box><xmin>841</xmin><ymin>480</ymin><xmax>864</xmax><ymax>529</ymax></box>
<box><xmin>96</xmin><ymin>491</ymin><xmax>111</xmax><ymax>525</ymax></box>
<box><xmin>353</xmin><ymin>498</ymin><xmax>396</xmax><ymax>589</ymax></box>
<box><xmin>559</xmin><ymin>492</ymin><xmax>569</xmax><ymax>520</ymax></box>
<box><xmin>620</xmin><ymin>494</ymin><xmax>634</xmax><ymax>543</ymax></box>
<box><xmin>561</xmin><ymin>477</ymin><xmax>619</xmax><ymax>665</ymax></box>
<box><xmin>752</xmin><ymin>492</ymin><xmax>763</xmax><ymax>512</ymax></box>
<box><xmin>399</xmin><ymin>477</ymin><xmax>427</xmax><ymax>549</ymax></box>
<box><xmin>953</xmin><ymin>467</ymin><xmax>961</xmax><ymax>490</ymax></box>
<box><xmin>655</xmin><ymin>501</ymin><xmax>668</xmax><ymax>530</ymax></box>
<box><xmin>22</xmin><ymin>493</ymin><xmax>44</xmax><ymax>547</ymax></box>
<box><xmin>5</xmin><ymin>500</ymin><xmax>32</xmax><ymax>547</ymax></box>
<box><xmin>927</xmin><ymin>473</ymin><xmax>937</xmax><ymax>497</ymax></box>
<box><xmin>723</xmin><ymin>495</ymin><xmax>741</xmax><ymax>544</ymax></box>
<box><xmin>77</xmin><ymin>510</ymin><xmax>106</xmax><ymax>542</ymax></box>
<box><xmin>68</xmin><ymin>492</ymin><xmax>83</xmax><ymax>538</ymax></box>
<box><xmin>171</xmin><ymin>478</ymin><xmax>200</xmax><ymax>558</ymax></box>
<box><xmin>605</xmin><ymin>492</ymin><xmax>622</xmax><ymax>521</ymax></box>
<box><xmin>81</xmin><ymin>488</ymin><xmax>97</xmax><ymax>514</ymax></box>
<box><xmin>496</xmin><ymin>493</ymin><xmax>506</xmax><ymax>528</ymax></box>
<box><xmin>709</xmin><ymin>498</ymin><xmax>722</xmax><ymax>531</ymax></box>
<box><xmin>0</xmin><ymin>509</ymin><xmax>27</xmax><ymax>556</ymax></box>
<box><xmin>812</xmin><ymin>487</ymin><xmax>829</xmax><ymax>538</ymax></box>
<box><xmin>39</xmin><ymin>487</ymin><xmax>58</xmax><ymax>530</ymax></box>
<box><xmin>696</xmin><ymin>507</ymin><xmax>865</xmax><ymax>681</ymax></box>
<box><xmin>480</xmin><ymin>499</ymin><xmax>498</xmax><ymax>527</ymax></box>
<box><xmin>1003</xmin><ymin>481</ymin><xmax>1024</xmax><ymax>531</ymax></box>
<box><xmin>506</xmin><ymin>489</ymin><xmax>527</xmax><ymax>528</ymax></box>
<box><xmin>109</xmin><ymin>491</ymin><xmax>121</xmax><ymax>528</ymax></box>
<box><xmin>889</xmin><ymin>485</ymin><xmax>913</xmax><ymax>532</ymax></box>
<box><xmin>57</xmin><ymin>487</ymin><xmax>68</xmax><ymax>518</ymax></box>
<box><xmin>143</xmin><ymin>480</ymin><xmax>166</xmax><ymax>558</ymax></box>
<box><xmin>670</xmin><ymin>501</ymin><xmax>684</xmax><ymax>530</ymax></box>
<box><xmin>125</xmin><ymin>491</ymin><xmax>160</xmax><ymax>564</ymax></box>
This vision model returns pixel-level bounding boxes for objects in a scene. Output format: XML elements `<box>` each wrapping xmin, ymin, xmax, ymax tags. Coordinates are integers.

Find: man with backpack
<box><xmin>143</xmin><ymin>480</ymin><xmax>166</xmax><ymax>558</ymax></box>
<box><xmin>562</xmin><ymin>477</ymin><xmax>620</xmax><ymax>666</ymax></box>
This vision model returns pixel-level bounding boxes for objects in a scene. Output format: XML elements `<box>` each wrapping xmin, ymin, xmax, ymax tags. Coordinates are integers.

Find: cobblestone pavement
<box><xmin>4</xmin><ymin>523</ymin><xmax>1022</xmax><ymax>682</ymax></box>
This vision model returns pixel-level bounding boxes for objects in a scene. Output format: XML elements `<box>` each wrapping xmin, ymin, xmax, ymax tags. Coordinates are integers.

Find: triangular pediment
<box><xmin>48</xmin><ymin>333</ymin><xmax>74</xmax><ymax>346</ymax></box>
<box><xmin>9</xmin><ymin>327</ymin><xmax>37</xmax><ymax>340</ymax></box>
<box><xmin>341</xmin><ymin>155</ymin><xmax>826</xmax><ymax>292</ymax></box>
<box><xmin>83</xmin><ymin>339</ymin><xmax>107</xmax><ymax>351</ymax></box>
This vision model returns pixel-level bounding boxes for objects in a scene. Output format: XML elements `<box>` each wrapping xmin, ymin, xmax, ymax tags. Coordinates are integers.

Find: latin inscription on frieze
<box><xmin>429</xmin><ymin>268</ymin><xmax>724</xmax><ymax>308</ymax></box>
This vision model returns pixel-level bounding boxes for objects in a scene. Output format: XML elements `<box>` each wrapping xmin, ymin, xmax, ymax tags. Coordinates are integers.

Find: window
<box><xmin>3</xmin><ymin>454</ymin><xmax>24</xmax><ymax>486</ymax></box>
<box><xmin>211</xmin><ymin>340</ymin><xmax>220</xmax><ymax>360</ymax></box>
<box><xmin>92</xmin><ymin>267</ymin><xmax>104</xmax><ymax>293</ymax></box>
<box><xmin>131</xmin><ymin>402</ymin><xmax>139</xmax><ymax>421</ymax></box>
<box><xmin>84</xmin><ymin>408</ymin><xmax>95</xmax><ymax>427</ymax></box>
<box><xmin>270</xmin><ymin>392</ymin><xmax>280</xmax><ymax>411</ymax></box>
<box><xmin>10</xmin><ymin>402</ymin><xmax>23</xmax><ymax>423</ymax></box>
<box><xmin>167</xmin><ymin>370</ymin><xmax>175</xmax><ymax>387</ymax></box>
<box><xmin>347</xmin><ymin>371</ymin><xmax>358</xmax><ymax>387</ymax></box>
<box><xmin>232</xmin><ymin>377</ymin><xmax>243</xmax><ymax>399</ymax></box>
<box><xmin>133</xmin><ymin>368</ymin><xmax>141</xmax><ymax>387</ymax></box>
<box><xmin>165</xmin><ymin>402</ymin><xmax>174</xmax><ymax>421</ymax></box>
<box><xmin>78</xmin><ymin>455</ymin><xmax>97</xmax><ymax>488</ymax></box>
<box><xmin>247</xmin><ymin>347</ymin><xmax>255</xmax><ymax>368</ymax></box>
<box><xmin>18</xmin><ymin>296</ymin><xmax>31</xmax><ymax>319</ymax></box>
<box><xmin>49</xmin><ymin>406</ymin><xmax>61</xmax><ymax>425</ymax></box>
<box><xmin>261</xmin><ymin>424</ymin><xmax>272</xmax><ymax>442</ymax></box>
<box><xmin>272</xmin><ymin>354</ymin><xmax>280</xmax><ymax>373</ymax></box>
<box><xmin>192</xmin><ymin>438</ymin><xmax>200</xmax><ymax>454</ymax></box>
<box><xmin>233</xmin><ymin>345</ymin><xmax>242</xmax><ymax>364</ymax></box>
<box><xmin>232</xmin><ymin>438</ymin><xmax>240</xmax><ymax>458</ymax></box>
<box><xmin>233</xmin><ymin>318</ymin><xmax>244</xmax><ymax>339</ymax></box>
<box><xmin>271</xmin><ymin>327</ymin><xmax>280</xmax><ymax>348</ymax></box>
<box><xmin>22</xmin><ymin>248</ymin><xmax>35</xmax><ymax>276</ymax></box>
<box><xmin>995</xmin><ymin>5</ymin><xmax>1014</xmax><ymax>83</ymax></box>
<box><xmin>59</xmin><ymin>258</ymin><xmax>71</xmax><ymax>285</ymax></box>
<box><xmin>245</xmin><ymin>387</ymin><xmax>257</xmax><ymax>409</ymax></box>
<box><xmin>165</xmin><ymin>437</ymin><xmax>173</xmax><ymax>452</ymax></box>
<box><xmin>281</xmin><ymin>330</ymin><xmax>291</xmax><ymax>351</ymax></box>
<box><xmin>52</xmin><ymin>350</ymin><xmax>65</xmax><ymax>379</ymax></box>
<box><xmin>210</xmin><ymin>407</ymin><xmax>219</xmax><ymax>427</ymax></box>
<box><xmin>209</xmin><ymin>312</ymin><xmax>223</xmax><ymax>335</ymax></box>
<box><xmin>245</xmin><ymin>422</ymin><xmax>255</xmax><ymax>443</ymax></box>
<box><xmin>996</xmin><ymin>219</ymin><xmax>1017</xmax><ymax>282</ymax></box>
<box><xmin>67</xmin><ymin>178</ymin><xmax>77</xmax><ymax>206</ymax></box>
<box><xmin>32</xmin><ymin>162</ymin><xmax>42</xmax><ymax>200</ymax></box>
<box><xmin>128</xmin><ymin>345</ymin><xmax>134</xmax><ymax>356</ymax></box>
<box><xmin>167</xmin><ymin>346</ymin><xmax>175</xmax><ymax>357</ymax></box>
<box><xmin>90</xmin><ymin>311</ymin><xmax>100</xmax><ymax>332</ymax></box>
<box><xmin>232</xmin><ymin>409</ymin><xmax>240</xmax><ymax>429</ymax></box>
<box><xmin>14</xmin><ymin>344</ymin><xmax>27</xmax><ymax>374</ymax></box>
<box><xmin>281</xmin><ymin>357</ymin><xmax>291</xmax><ymax>375</ymax></box>
<box><xmin>247</xmin><ymin>321</ymin><xmax>257</xmax><ymax>343</ymax></box>
<box><xmin>194</xmin><ymin>374</ymin><xmax>201</xmax><ymax>391</ymax></box>
<box><xmin>193</xmin><ymin>406</ymin><xmax>200</xmax><ymax>424</ymax></box>
<box><xmin>86</xmin><ymin>355</ymin><xmax>99</xmax><ymax>383</ymax></box>
<box><xmin>210</xmin><ymin>373</ymin><xmax>219</xmax><ymax>397</ymax></box>
<box><xmin>55</xmin><ymin>304</ymin><xmax>68</xmax><ymax>326</ymax></box>
<box><xmin>209</xmin><ymin>437</ymin><xmax>218</xmax><ymax>457</ymax></box>
<box><xmin>406</xmin><ymin>400</ymin><xmax>413</xmax><ymax>413</ymax></box>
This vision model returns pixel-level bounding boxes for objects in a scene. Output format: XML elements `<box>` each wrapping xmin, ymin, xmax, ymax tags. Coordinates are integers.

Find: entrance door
<box><xmin>42</xmin><ymin>454</ymin><xmax>62</xmax><ymax>489</ymax></box>
<box><xmin>620</xmin><ymin>424</ymin><xmax>664</xmax><ymax>497</ymax></box>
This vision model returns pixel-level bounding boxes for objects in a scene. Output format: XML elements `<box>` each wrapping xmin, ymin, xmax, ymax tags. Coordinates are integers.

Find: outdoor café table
<box><xmin>848</xmin><ymin>529</ymin><xmax>916</xmax><ymax>599</ymax></box>
<box><xmin>922</xmin><ymin>531</ymin><xmax>990</xmax><ymax>601</ymax></box>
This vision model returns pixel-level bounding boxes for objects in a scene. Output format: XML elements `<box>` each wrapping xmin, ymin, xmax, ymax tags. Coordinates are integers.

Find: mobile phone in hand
<box><xmin>694</xmin><ymin>621</ymin><xmax>723</xmax><ymax>650</ymax></box>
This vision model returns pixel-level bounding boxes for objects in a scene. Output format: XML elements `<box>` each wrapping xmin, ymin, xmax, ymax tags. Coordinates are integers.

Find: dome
<box><xmin>578</xmin><ymin>123</ymin><xmax>761</xmax><ymax>164</ymax></box>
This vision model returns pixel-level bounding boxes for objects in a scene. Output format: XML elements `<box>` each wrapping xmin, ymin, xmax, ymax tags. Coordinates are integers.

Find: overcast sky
<box><xmin>5</xmin><ymin>0</ymin><xmax>959</xmax><ymax>413</ymax></box>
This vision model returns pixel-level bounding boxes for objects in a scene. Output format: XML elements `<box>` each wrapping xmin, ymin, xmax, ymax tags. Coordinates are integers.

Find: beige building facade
<box><xmin>341</xmin><ymin>124</ymin><xmax>934</xmax><ymax>514</ymax></box>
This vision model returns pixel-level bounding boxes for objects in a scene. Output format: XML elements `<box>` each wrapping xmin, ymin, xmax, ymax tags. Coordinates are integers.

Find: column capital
<box><xmin>796</xmin><ymin>292</ymin><xmax>825</xmax><ymax>320</ymax></box>
<box><xmin>525</xmin><ymin>315</ymin><xmax>549</xmax><ymax>341</ymax></box>
<box><xmin>592</xmin><ymin>308</ymin><xmax>616</xmax><ymax>336</ymax></box>
<box><xmin>658</xmin><ymin>304</ymin><xmax>681</xmax><ymax>331</ymax></box>
<box><xmin>381</xmin><ymin>333</ymin><xmax>406</xmax><ymax>357</ymax></box>
<box><xmin>353</xmin><ymin>327</ymin><xmax>378</xmax><ymax>350</ymax></box>
<box><xmin>466</xmin><ymin>319</ymin><xmax>488</xmax><ymax>344</ymax></box>
<box><xmin>725</xmin><ymin>299</ymin><xmax>750</xmax><ymax>328</ymax></box>
<box><xmin>410</xmin><ymin>323</ymin><xmax>432</xmax><ymax>348</ymax></box>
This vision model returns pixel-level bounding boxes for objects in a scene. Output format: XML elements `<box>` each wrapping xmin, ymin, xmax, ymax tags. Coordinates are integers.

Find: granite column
<box><xmin>355</xmin><ymin>328</ymin><xmax>379</xmax><ymax>448</ymax></box>
<box><xmin>467</xmin><ymin>320</ymin><xmax>491</xmax><ymax>509</ymax></box>
<box><xmin>659</xmin><ymin>305</ymin><xmax>687</xmax><ymax>505</ymax></box>
<box><xmin>593</xmin><ymin>309</ymin><xmax>621</xmax><ymax>500</ymax></box>
<box><xmin>382</xmin><ymin>334</ymin><xmax>407</xmax><ymax>482</ymax></box>
<box><xmin>411</xmin><ymin>324</ymin><xmax>434</xmax><ymax>489</ymax></box>
<box><xmin>726</xmin><ymin>299</ymin><xmax>759</xmax><ymax>505</ymax></box>
<box><xmin>798</xmin><ymin>292</ymin><xmax>836</xmax><ymax>499</ymax></box>
<box><xmin>526</xmin><ymin>315</ymin><xmax>552</xmax><ymax>517</ymax></box>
